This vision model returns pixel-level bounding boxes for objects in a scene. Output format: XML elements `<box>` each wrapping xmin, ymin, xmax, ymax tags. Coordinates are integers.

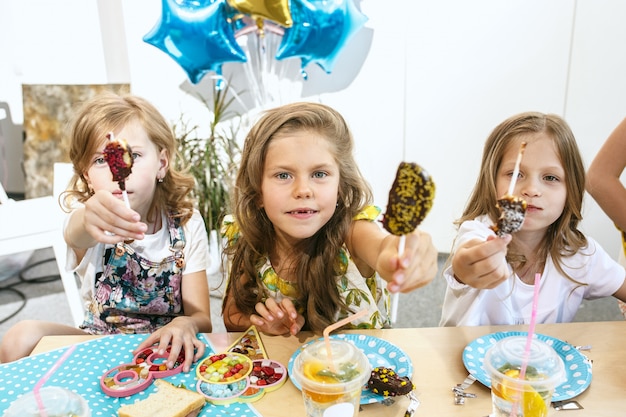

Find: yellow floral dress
<box><xmin>221</xmin><ymin>206</ymin><xmax>390</xmax><ymax>329</ymax></box>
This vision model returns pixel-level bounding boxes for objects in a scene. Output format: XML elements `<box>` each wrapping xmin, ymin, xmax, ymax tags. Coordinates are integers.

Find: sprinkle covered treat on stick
<box><xmin>382</xmin><ymin>162</ymin><xmax>435</xmax><ymax>236</ymax></box>
<box><xmin>491</xmin><ymin>142</ymin><xmax>527</xmax><ymax>237</ymax></box>
<box><xmin>382</xmin><ymin>162</ymin><xmax>435</xmax><ymax>322</ymax></box>
<box><xmin>103</xmin><ymin>132</ymin><xmax>133</xmax><ymax>208</ymax></box>
<box><xmin>367</xmin><ymin>366</ymin><xmax>414</xmax><ymax>397</ymax></box>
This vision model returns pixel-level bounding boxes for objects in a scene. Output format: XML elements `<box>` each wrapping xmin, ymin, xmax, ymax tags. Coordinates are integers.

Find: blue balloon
<box><xmin>276</xmin><ymin>0</ymin><xmax>368</xmax><ymax>74</ymax></box>
<box><xmin>144</xmin><ymin>0</ymin><xmax>247</xmax><ymax>84</ymax></box>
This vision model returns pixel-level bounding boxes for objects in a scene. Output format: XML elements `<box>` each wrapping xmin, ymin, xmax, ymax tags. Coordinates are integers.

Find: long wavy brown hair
<box><xmin>455</xmin><ymin>111</ymin><xmax>587</xmax><ymax>280</ymax></box>
<box><xmin>62</xmin><ymin>92</ymin><xmax>195</xmax><ymax>225</ymax></box>
<box><xmin>222</xmin><ymin>102</ymin><xmax>373</xmax><ymax>332</ymax></box>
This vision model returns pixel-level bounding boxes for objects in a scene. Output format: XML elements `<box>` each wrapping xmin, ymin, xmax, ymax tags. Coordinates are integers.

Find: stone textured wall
<box><xmin>22</xmin><ymin>84</ymin><xmax>130</xmax><ymax>198</ymax></box>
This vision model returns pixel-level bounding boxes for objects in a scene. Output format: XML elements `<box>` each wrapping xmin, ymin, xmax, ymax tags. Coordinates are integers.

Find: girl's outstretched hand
<box><xmin>82</xmin><ymin>190</ymin><xmax>147</xmax><ymax>244</ymax></box>
<box><xmin>134</xmin><ymin>316</ymin><xmax>205</xmax><ymax>373</ymax></box>
<box><xmin>451</xmin><ymin>234</ymin><xmax>512</xmax><ymax>289</ymax></box>
<box><xmin>251</xmin><ymin>297</ymin><xmax>305</xmax><ymax>336</ymax></box>
<box><xmin>378</xmin><ymin>229</ymin><xmax>438</xmax><ymax>293</ymax></box>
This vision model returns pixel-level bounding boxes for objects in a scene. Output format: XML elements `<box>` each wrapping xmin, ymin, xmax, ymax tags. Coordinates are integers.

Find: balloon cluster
<box><xmin>143</xmin><ymin>0</ymin><xmax>368</xmax><ymax>84</ymax></box>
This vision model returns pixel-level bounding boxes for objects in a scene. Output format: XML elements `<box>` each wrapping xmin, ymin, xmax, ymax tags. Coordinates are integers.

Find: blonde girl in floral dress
<box><xmin>221</xmin><ymin>102</ymin><xmax>438</xmax><ymax>336</ymax></box>
<box><xmin>0</xmin><ymin>93</ymin><xmax>212</xmax><ymax>370</ymax></box>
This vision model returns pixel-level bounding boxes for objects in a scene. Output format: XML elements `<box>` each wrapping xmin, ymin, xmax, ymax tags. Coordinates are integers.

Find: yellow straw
<box><xmin>323</xmin><ymin>309</ymin><xmax>368</xmax><ymax>372</ymax></box>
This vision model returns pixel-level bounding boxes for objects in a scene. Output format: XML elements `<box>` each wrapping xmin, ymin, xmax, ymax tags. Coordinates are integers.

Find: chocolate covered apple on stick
<box><xmin>382</xmin><ymin>162</ymin><xmax>435</xmax><ymax>322</ymax></box>
<box><xmin>103</xmin><ymin>132</ymin><xmax>133</xmax><ymax>209</ymax></box>
<box><xmin>492</xmin><ymin>142</ymin><xmax>527</xmax><ymax>237</ymax></box>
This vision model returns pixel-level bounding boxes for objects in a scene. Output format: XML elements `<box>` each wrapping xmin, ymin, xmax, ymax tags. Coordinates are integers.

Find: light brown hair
<box><xmin>63</xmin><ymin>92</ymin><xmax>195</xmax><ymax>224</ymax></box>
<box><xmin>223</xmin><ymin>102</ymin><xmax>373</xmax><ymax>332</ymax></box>
<box><xmin>457</xmin><ymin>111</ymin><xmax>587</xmax><ymax>278</ymax></box>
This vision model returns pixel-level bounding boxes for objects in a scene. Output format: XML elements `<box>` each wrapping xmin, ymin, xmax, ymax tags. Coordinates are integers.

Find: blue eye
<box><xmin>277</xmin><ymin>172</ymin><xmax>290</xmax><ymax>180</ymax></box>
<box><xmin>313</xmin><ymin>171</ymin><xmax>327</xmax><ymax>179</ymax></box>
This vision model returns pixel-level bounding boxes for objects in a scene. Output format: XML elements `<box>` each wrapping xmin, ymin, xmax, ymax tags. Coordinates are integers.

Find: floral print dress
<box><xmin>80</xmin><ymin>214</ymin><xmax>187</xmax><ymax>334</ymax></box>
<box><xmin>222</xmin><ymin>206</ymin><xmax>390</xmax><ymax>329</ymax></box>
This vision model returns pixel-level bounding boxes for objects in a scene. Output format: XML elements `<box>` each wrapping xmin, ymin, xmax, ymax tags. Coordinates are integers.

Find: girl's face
<box><xmin>495</xmin><ymin>133</ymin><xmax>567</xmax><ymax>236</ymax></box>
<box><xmin>84</xmin><ymin>120</ymin><xmax>168</xmax><ymax>220</ymax></box>
<box><xmin>260</xmin><ymin>131</ymin><xmax>340</xmax><ymax>245</ymax></box>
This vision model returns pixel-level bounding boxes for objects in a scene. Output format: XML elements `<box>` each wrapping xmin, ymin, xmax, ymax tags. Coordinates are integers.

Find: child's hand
<box><xmin>451</xmin><ymin>234</ymin><xmax>512</xmax><ymax>289</ymax></box>
<box><xmin>251</xmin><ymin>297</ymin><xmax>305</xmax><ymax>336</ymax></box>
<box><xmin>83</xmin><ymin>190</ymin><xmax>147</xmax><ymax>244</ymax></box>
<box><xmin>378</xmin><ymin>229</ymin><xmax>438</xmax><ymax>293</ymax></box>
<box><xmin>134</xmin><ymin>316</ymin><xmax>205</xmax><ymax>373</ymax></box>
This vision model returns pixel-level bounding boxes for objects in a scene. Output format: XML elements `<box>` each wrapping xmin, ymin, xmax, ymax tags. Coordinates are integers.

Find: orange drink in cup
<box><xmin>292</xmin><ymin>339</ymin><xmax>370</xmax><ymax>417</ymax></box>
<box><xmin>485</xmin><ymin>336</ymin><xmax>565</xmax><ymax>417</ymax></box>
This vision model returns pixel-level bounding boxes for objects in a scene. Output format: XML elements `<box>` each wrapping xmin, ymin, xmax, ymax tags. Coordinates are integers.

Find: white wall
<box><xmin>2</xmin><ymin>0</ymin><xmax>626</xmax><ymax>260</ymax></box>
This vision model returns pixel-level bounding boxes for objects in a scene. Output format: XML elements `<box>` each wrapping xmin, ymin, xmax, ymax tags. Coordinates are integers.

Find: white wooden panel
<box><xmin>10</xmin><ymin>0</ymin><xmax>108</xmax><ymax>85</ymax></box>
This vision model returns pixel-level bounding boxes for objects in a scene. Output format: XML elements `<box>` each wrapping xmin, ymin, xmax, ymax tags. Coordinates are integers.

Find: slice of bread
<box><xmin>118</xmin><ymin>379</ymin><xmax>206</xmax><ymax>417</ymax></box>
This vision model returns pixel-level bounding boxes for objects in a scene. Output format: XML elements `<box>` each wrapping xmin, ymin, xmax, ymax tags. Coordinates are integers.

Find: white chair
<box><xmin>0</xmin><ymin>162</ymin><xmax>84</xmax><ymax>326</ymax></box>
<box><xmin>52</xmin><ymin>162</ymin><xmax>84</xmax><ymax>327</ymax></box>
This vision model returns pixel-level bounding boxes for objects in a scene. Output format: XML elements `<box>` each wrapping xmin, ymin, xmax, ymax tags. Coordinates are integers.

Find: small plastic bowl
<box><xmin>100</xmin><ymin>345</ymin><xmax>184</xmax><ymax>397</ymax></box>
<box><xmin>196</xmin><ymin>378</ymin><xmax>251</xmax><ymax>405</ymax></box>
<box><xmin>249</xmin><ymin>359</ymin><xmax>287</xmax><ymax>392</ymax></box>
<box><xmin>196</xmin><ymin>352</ymin><xmax>252</xmax><ymax>384</ymax></box>
<box><xmin>4</xmin><ymin>386</ymin><xmax>91</xmax><ymax>417</ymax></box>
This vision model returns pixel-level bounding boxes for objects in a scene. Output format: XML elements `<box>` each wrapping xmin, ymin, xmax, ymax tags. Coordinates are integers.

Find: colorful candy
<box><xmin>196</xmin><ymin>353</ymin><xmax>252</xmax><ymax>384</ymax></box>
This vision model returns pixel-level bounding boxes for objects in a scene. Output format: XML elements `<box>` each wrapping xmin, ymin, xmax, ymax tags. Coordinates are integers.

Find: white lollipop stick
<box><xmin>390</xmin><ymin>235</ymin><xmax>406</xmax><ymax>323</ymax></box>
<box><xmin>507</xmin><ymin>142</ymin><xmax>527</xmax><ymax>196</ymax></box>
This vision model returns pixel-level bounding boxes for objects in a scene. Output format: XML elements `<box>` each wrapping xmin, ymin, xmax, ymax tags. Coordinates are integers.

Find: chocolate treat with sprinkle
<box><xmin>367</xmin><ymin>367</ymin><xmax>414</xmax><ymax>397</ymax></box>
<box><xmin>103</xmin><ymin>132</ymin><xmax>133</xmax><ymax>191</ymax></box>
<box><xmin>382</xmin><ymin>162</ymin><xmax>435</xmax><ymax>235</ymax></box>
<box><xmin>491</xmin><ymin>142</ymin><xmax>528</xmax><ymax>237</ymax></box>
<box><xmin>492</xmin><ymin>195</ymin><xmax>527</xmax><ymax>236</ymax></box>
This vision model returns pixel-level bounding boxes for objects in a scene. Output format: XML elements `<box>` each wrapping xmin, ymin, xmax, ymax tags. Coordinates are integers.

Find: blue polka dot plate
<box><xmin>287</xmin><ymin>334</ymin><xmax>413</xmax><ymax>404</ymax></box>
<box><xmin>462</xmin><ymin>331</ymin><xmax>592</xmax><ymax>401</ymax></box>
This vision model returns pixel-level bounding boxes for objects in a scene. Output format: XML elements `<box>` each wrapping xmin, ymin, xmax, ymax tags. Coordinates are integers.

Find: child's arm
<box><xmin>347</xmin><ymin>219</ymin><xmax>438</xmax><ymax>292</ymax></box>
<box><xmin>613</xmin><ymin>275</ymin><xmax>626</xmax><ymax>302</ymax></box>
<box><xmin>587</xmin><ymin>117</ymin><xmax>626</xmax><ymax>232</ymax></box>
<box><xmin>135</xmin><ymin>270</ymin><xmax>212</xmax><ymax>373</ymax></box>
<box><xmin>451</xmin><ymin>235</ymin><xmax>511</xmax><ymax>288</ymax></box>
<box><xmin>223</xmin><ymin>283</ymin><xmax>305</xmax><ymax>336</ymax></box>
<box><xmin>64</xmin><ymin>190</ymin><xmax>147</xmax><ymax>251</ymax></box>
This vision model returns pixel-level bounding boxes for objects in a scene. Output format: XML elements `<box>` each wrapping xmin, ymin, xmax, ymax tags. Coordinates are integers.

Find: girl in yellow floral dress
<box><xmin>221</xmin><ymin>102</ymin><xmax>438</xmax><ymax>336</ymax></box>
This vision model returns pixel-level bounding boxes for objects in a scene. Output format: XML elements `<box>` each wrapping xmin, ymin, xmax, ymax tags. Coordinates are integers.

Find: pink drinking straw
<box><xmin>510</xmin><ymin>272</ymin><xmax>541</xmax><ymax>417</ymax></box>
<box><xmin>33</xmin><ymin>344</ymin><xmax>77</xmax><ymax>417</ymax></box>
<box><xmin>323</xmin><ymin>309</ymin><xmax>368</xmax><ymax>373</ymax></box>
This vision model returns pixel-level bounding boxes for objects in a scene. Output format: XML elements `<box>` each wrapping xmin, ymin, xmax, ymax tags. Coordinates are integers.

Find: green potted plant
<box><xmin>174</xmin><ymin>80</ymin><xmax>243</xmax><ymax>276</ymax></box>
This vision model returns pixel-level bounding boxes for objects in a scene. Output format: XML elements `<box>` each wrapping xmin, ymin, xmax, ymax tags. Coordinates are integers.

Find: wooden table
<box><xmin>32</xmin><ymin>321</ymin><xmax>626</xmax><ymax>417</ymax></box>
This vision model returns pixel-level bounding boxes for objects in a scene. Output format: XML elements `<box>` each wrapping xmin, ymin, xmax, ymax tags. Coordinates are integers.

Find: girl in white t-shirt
<box><xmin>440</xmin><ymin>112</ymin><xmax>626</xmax><ymax>326</ymax></box>
<box><xmin>0</xmin><ymin>93</ymin><xmax>212</xmax><ymax>370</ymax></box>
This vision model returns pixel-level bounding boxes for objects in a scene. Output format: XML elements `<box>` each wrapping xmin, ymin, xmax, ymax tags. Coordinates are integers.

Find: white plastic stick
<box><xmin>122</xmin><ymin>190</ymin><xmax>130</xmax><ymax>209</ymax></box>
<box><xmin>390</xmin><ymin>235</ymin><xmax>406</xmax><ymax>323</ymax></box>
<box><xmin>507</xmin><ymin>142</ymin><xmax>527</xmax><ymax>196</ymax></box>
